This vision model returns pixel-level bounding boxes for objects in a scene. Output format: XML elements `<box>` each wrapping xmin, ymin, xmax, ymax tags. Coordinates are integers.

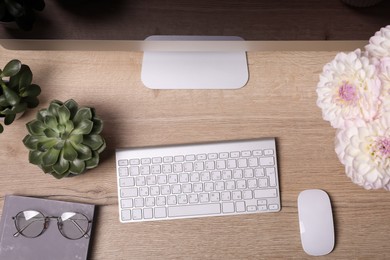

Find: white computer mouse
<box><xmin>297</xmin><ymin>189</ymin><xmax>335</xmax><ymax>256</ymax></box>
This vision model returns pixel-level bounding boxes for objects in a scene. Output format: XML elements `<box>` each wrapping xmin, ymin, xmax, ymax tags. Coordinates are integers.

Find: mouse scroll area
<box><xmin>298</xmin><ymin>189</ymin><xmax>335</xmax><ymax>256</ymax></box>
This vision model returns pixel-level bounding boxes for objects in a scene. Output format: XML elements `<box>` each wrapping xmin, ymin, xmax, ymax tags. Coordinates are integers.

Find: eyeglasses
<box><xmin>12</xmin><ymin>210</ymin><xmax>92</xmax><ymax>240</ymax></box>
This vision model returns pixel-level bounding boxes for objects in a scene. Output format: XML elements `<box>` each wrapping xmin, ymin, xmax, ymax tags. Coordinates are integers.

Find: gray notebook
<box><xmin>0</xmin><ymin>195</ymin><xmax>95</xmax><ymax>260</ymax></box>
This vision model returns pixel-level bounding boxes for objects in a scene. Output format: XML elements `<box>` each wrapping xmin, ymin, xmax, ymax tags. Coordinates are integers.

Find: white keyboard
<box><xmin>115</xmin><ymin>138</ymin><xmax>281</xmax><ymax>223</ymax></box>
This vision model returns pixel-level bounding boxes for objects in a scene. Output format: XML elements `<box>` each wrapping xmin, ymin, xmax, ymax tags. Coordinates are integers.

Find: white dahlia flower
<box><xmin>335</xmin><ymin>113</ymin><xmax>390</xmax><ymax>190</ymax></box>
<box><xmin>317</xmin><ymin>49</ymin><xmax>382</xmax><ymax>129</ymax></box>
<box><xmin>377</xmin><ymin>57</ymin><xmax>390</xmax><ymax>112</ymax></box>
<box><xmin>365</xmin><ymin>25</ymin><xmax>390</xmax><ymax>63</ymax></box>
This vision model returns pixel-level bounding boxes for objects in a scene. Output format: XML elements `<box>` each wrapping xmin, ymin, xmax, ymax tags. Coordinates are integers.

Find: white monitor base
<box><xmin>141</xmin><ymin>36</ymin><xmax>248</xmax><ymax>89</ymax></box>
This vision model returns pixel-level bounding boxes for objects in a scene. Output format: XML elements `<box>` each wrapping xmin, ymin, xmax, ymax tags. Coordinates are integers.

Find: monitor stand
<box><xmin>141</xmin><ymin>36</ymin><xmax>248</xmax><ymax>89</ymax></box>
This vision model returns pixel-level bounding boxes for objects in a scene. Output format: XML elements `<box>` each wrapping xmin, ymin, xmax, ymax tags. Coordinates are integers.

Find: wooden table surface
<box><xmin>1</xmin><ymin>43</ymin><xmax>390</xmax><ymax>259</ymax></box>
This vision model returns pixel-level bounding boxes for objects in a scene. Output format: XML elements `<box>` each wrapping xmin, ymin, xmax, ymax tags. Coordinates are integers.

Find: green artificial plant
<box><xmin>23</xmin><ymin>99</ymin><xmax>106</xmax><ymax>179</ymax></box>
<box><xmin>0</xmin><ymin>0</ymin><xmax>45</xmax><ymax>31</ymax></box>
<box><xmin>0</xmin><ymin>59</ymin><xmax>41</xmax><ymax>133</ymax></box>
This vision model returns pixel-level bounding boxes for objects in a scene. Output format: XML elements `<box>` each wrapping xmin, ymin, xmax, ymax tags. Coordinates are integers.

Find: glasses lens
<box><xmin>15</xmin><ymin>210</ymin><xmax>45</xmax><ymax>238</ymax></box>
<box><xmin>59</xmin><ymin>212</ymin><xmax>90</xmax><ymax>240</ymax></box>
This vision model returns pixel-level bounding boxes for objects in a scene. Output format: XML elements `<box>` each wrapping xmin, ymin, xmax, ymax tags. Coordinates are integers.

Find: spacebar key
<box><xmin>168</xmin><ymin>203</ymin><xmax>221</xmax><ymax>217</ymax></box>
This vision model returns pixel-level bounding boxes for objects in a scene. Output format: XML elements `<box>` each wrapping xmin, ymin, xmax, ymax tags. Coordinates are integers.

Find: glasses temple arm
<box><xmin>13</xmin><ymin>218</ymin><xmax>44</xmax><ymax>237</ymax></box>
<box><xmin>70</xmin><ymin>219</ymin><xmax>90</xmax><ymax>239</ymax></box>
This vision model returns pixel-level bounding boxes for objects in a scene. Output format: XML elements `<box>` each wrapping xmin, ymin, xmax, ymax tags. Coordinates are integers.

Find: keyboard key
<box><xmin>236</xmin><ymin>201</ymin><xmax>246</xmax><ymax>212</ymax></box>
<box><xmin>167</xmin><ymin>195</ymin><xmax>177</xmax><ymax>205</ymax></box>
<box><xmin>152</xmin><ymin>157</ymin><xmax>162</xmax><ymax>164</ymax></box>
<box><xmin>120</xmin><ymin>177</ymin><xmax>135</xmax><ymax>187</ymax></box>
<box><xmin>130</xmin><ymin>166</ymin><xmax>139</xmax><ymax>176</ymax></box>
<box><xmin>121</xmin><ymin>188</ymin><xmax>138</xmax><ymax>197</ymax></box>
<box><xmin>155</xmin><ymin>207</ymin><xmax>167</xmax><ymax>218</ymax></box>
<box><xmin>144</xmin><ymin>208</ymin><xmax>153</xmax><ymax>219</ymax></box>
<box><xmin>163</xmin><ymin>156</ymin><xmax>173</xmax><ymax>163</ymax></box>
<box><xmin>266</xmin><ymin>168</ymin><xmax>277</xmax><ymax>187</ymax></box>
<box><xmin>121</xmin><ymin>210</ymin><xmax>131</xmax><ymax>221</ymax></box>
<box><xmin>141</xmin><ymin>158</ymin><xmax>151</xmax><ymax>164</ymax></box>
<box><xmin>264</xmin><ymin>149</ymin><xmax>274</xmax><ymax>156</ymax></box>
<box><xmin>185</xmin><ymin>154</ymin><xmax>196</xmax><ymax>161</ymax></box>
<box><xmin>118</xmin><ymin>160</ymin><xmax>128</xmax><ymax>166</ymax></box>
<box><xmin>260</xmin><ymin>157</ymin><xmax>274</xmax><ymax>166</ymax></box>
<box><xmin>208</xmin><ymin>153</ymin><xmax>218</xmax><ymax>159</ymax></box>
<box><xmin>247</xmin><ymin>205</ymin><xmax>257</xmax><ymax>212</ymax></box>
<box><xmin>254</xmin><ymin>189</ymin><xmax>277</xmax><ymax>198</ymax></box>
<box><xmin>132</xmin><ymin>209</ymin><xmax>142</xmax><ymax>220</ymax></box>
<box><xmin>241</xmin><ymin>151</ymin><xmax>251</xmax><ymax>157</ymax></box>
<box><xmin>189</xmin><ymin>194</ymin><xmax>199</xmax><ymax>203</ymax></box>
<box><xmin>145</xmin><ymin>197</ymin><xmax>155</xmax><ymax>207</ymax></box>
<box><xmin>174</xmin><ymin>155</ymin><xmax>184</xmax><ymax>162</ymax></box>
<box><xmin>168</xmin><ymin>204</ymin><xmax>221</xmax><ymax>217</ymax></box>
<box><xmin>253</xmin><ymin>150</ymin><xmax>262</xmax><ymax>156</ymax></box>
<box><xmin>130</xmin><ymin>159</ymin><xmax>140</xmax><ymax>165</ymax></box>
<box><xmin>119</xmin><ymin>167</ymin><xmax>129</xmax><ymax>177</ymax></box>
<box><xmin>269</xmin><ymin>204</ymin><xmax>279</xmax><ymax>210</ymax></box>
<box><xmin>194</xmin><ymin>162</ymin><xmax>204</xmax><ymax>171</ymax></box>
<box><xmin>219</xmin><ymin>152</ymin><xmax>229</xmax><ymax>159</ymax></box>
<box><xmin>134</xmin><ymin>198</ymin><xmax>144</xmax><ymax>207</ymax></box>
<box><xmin>121</xmin><ymin>199</ymin><xmax>133</xmax><ymax>208</ymax></box>
<box><xmin>197</xmin><ymin>154</ymin><xmax>207</xmax><ymax>160</ymax></box>
<box><xmin>222</xmin><ymin>202</ymin><xmax>234</xmax><ymax>213</ymax></box>
<box><xmin>156</xmin><ymin>196</ymin><xmax>166</xmax><ymax>206</ymax></box>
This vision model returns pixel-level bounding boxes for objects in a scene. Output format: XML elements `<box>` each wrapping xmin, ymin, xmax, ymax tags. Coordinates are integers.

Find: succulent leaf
<box><xmin>20</xmin><ymin>83</ymin><xmax>40</xmax><ymax>97</ymax></box>
<box><xmin>85</xmin><ymin>151</ymin><xmax>99</xmax><ymax>169</ymax></box>
<box><xmin>4</xmin><ymin>113</ymin><xmax>15</xmax><ymax>125</ymax></box>
<box><xmin>1</xmin><ymin>84</ymin><xmax>20</xmax><ymax>106</ymax></box>
<box><xmin>72</xmin><ymin>143</ymin><xmax>92</xmax><ymax>160</ymax></box>
<box><xmin>57</xmin><ymin>105</ymin><xmax>71</xmax><ymax>125</ymax></box>
<box><xmin>83</xmin><ymin>135</ymin><xmax>104</xmax><ymax>150</ymax></box>
<box><xmin>0</xmin><ymin>124</ymin><xmax>3</xmax><ymax>133</ymax></box>
<box><xmin>44</xmin><ymin>115</ymin><xmax>58</xmax><ymax>129</ymax></box>
<box><xmin>64</xmin><ymin>99</ymin><xmax>79</xmax><ymax>118</ymax></box>
<box><xmin>69</xmin><ymin>159</ymin><xmax>86</xmax><ymax>175</ymax></box>
<box><xmin>27</xmin><ymin>119</ymin><xmax>45</xmax><ymax>135</ymax></box>
<box><xmin>63</xmin><ymin>141</ymin><xmax>78</xmax><ymax>161</ymax></box>
<box><xmin>37</xmin><ymin>138</ymin><xmax>58</xmax><ymax>151</ymax></box>
<box><xmin>42</xmin><ymin>148</ymin><xmax>61</xmax><ymax>166</ymax></box>
<box><xmin>72</xmin><ymin>119</ymin><xmax>93</xmax><ymax>135</ymax></box>
<box><xmin>1</xmin><ymin>59</ymin><xmax>21</xmax><ymax>77</ymax></box>
<box><xmin>91</xmin><ymin>117</ymin><xmax>103</xmax><ymax>134</ymax></box>
<box><xmin>73</xmin><ymin>107</ymin><xmax>92</xmax><ymax>124</ymax></box>
<box><xmin>18</xmin><ymin>65</ymin><xmax>32</xmax><ymax>90</ymax></box>
<box><xmin>29</xmin><ymin>150</ymin><xmax>43</xmax><ymax>165</ymax></box>
<box><xmin>52</xmin><ymin>152</ymin><xmax>70</xmax><ymax>175</ymax></box>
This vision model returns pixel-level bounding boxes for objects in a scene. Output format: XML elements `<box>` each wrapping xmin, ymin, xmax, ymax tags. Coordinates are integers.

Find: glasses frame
<box><xmin>12</xmin><ymin>210</ymin><xmax>92</xmax><ymax>240</ymax></box>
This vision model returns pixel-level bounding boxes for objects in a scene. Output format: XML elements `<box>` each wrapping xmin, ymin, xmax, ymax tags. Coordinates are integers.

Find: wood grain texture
<box><xmin>1</xmin><ymin>46</ymin><xmax>390</xmax><ymax>259</ymax></box>
<box><xmin>0</xmin><ymin>0</ymin><xmax>390</xmax><ymax>40</ymax></box>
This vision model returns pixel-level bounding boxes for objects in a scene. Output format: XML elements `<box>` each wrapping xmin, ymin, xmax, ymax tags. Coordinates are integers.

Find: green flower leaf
<box><xmin>63</xmin><ymin>141</ymin><xmax>77</xmax><ymax>161</ymax></box>
<box><xmin>91</xmin><ymin>117</ymin><xmax>104</xmax><ymax>134</ymax></box>
<box><xmin>26</xmin><ymin>119</ymin><xmax>45</xmax><ymax>135</ymax></box>
<box><xmin>44</xmin><ymin>115</ymin><xmax>58</xmax><ymax>129</ymax></box>
<box><xmin>44</xmin><ymin>128</ymin><xmax>59</xmax><ymax>138</ymax></box>
<box><xmin>18</xmin><ymin>65</ymin><xmax>32</xmax><ymax>90</ymax></box>
<box><xmin>52</xmin><ymin>151</ymin><xmax>70</xmax><ymax>175</ymax></box>
<box><xmin>29</xmin><ymin>150</ymin><xmax>44</xmax><ymax>165</ymax></box>
<box><xmin>14</xmin><ymin>102</ymin><xmax>27</xmax><ymax>113</ymax></box>
<box><xmin>68</xmin><ymin>133</ymin><xmax>82</xmax><ymax>144</ymax></box>
<box><xmin>4</xmin><ymin>113</ymin><xmax>16</xmax><ymax>125</ymax></box>
<box><xmin>0</xmin><ymin>95</ymin><xmax>9</xmax><ymax>106</ymax></box>
<box><xmin>85</xmin><ymin>151</ymin><xmax>99</xmax><ymax>169</ymax></box>
<box><xmin>64</xmin><ymin>99</ymin><xmax>79</xmax><ymax>119</ymax></box>
<box><xmin>42</xmin><ymin>147</ymin><xmax>60</xmax><ymax>166</ymax></box>
<box><xmin>71</xmin><ymin>142</ymin><xmax>92</xmax><ymax>160</ymax></box>
<box><xmin>1</xmin><ymin>60</ymin><xmax>21</xmax><ymax>77</ymax></box>
<box><xmin>83</xmin><ymin>134</ymin><xmax>105</xmax><ymax>151</ymax></box>
<box><xmin>48</xmin><ymin>101</ymin><xmax>62</xmax><ymax>117</ymax></box>
<box><xmin>57</xmin><ymin>105</ymin><xmax>71</xmax><ymax>125</ymax></box>
<box><xmin>73</xmin><ymin>107</ymin><xmax>92</xmax><ymax>125</ymax></box>
<box><xmin>37</xmin><ymin>108</ymin><xmax>49</xmax><ymax>122</ymax></box>
<box><xmin>1</xmin><ymin>84</ymin><xmax>20</xmax><ymax>106</ymax></box>
<box><xmin>25</xmin><ymin>96</ymin><xmax>39</xmax><ymax>108</ymax></box>
<box><xmin>72</xmin><ymin>119</ymin><xmax>93</xmax><ymax>135</ymax></box>
<box><xmin>20</xmin><ymin>84</ymin><xmax>41</xmax><ymax>97</ymax></box>
<box><xmin>0</xmin><ymin>124</ymin><xmax>3</xmax><ymax>133</ymax></box>
<box><xmin>37</xmin><ymin>138</ymin><xmax>58</xmax><ymax>152</ymax></box>
<box><xmin>23</xmin><ymin>135</ymin><xmax>45</xmax><ymax>150</ymax></box>
<box><xmin>69</xmin><ymin>159</ymin><xmax>86</xmax><ymax>175</ymax></box>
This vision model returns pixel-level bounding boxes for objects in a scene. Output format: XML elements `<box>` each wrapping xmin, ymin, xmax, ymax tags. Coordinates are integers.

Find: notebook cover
<box><xmin>0</xmin><ymin>195</ymin><xmax>95</xmax><ymax>260</ymax></box>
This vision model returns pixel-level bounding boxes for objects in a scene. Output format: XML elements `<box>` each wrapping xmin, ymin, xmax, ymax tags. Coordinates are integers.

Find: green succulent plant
<box><xmin>0</xmin><ymin>59</ymin><xmax>41</xmax><ymax>133</ymax></box>
<box><xmin>23</xmin><ymin>99</ymin><xmax>106</xmax><ymax>179</ymax></box>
